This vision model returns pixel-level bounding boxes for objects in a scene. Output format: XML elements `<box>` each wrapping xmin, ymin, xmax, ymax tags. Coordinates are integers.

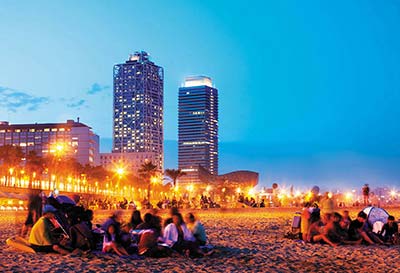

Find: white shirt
<box><xmin>163</xmin><ymin>223</ymin><xmax>195</xmax><ymax>247</ymax></box>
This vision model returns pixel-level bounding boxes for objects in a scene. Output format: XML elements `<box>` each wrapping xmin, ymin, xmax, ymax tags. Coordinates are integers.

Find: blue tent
<box><xmin>362</xmin><ymin>206</ymin><xmax>389</xmax><ymax>232</ymax></box>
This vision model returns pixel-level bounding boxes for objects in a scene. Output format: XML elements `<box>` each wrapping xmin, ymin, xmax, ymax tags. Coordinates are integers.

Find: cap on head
<box><xmin>357</xmin><ymin>211</ymin><xmax>367</xmax><ymax>219</ymax></box>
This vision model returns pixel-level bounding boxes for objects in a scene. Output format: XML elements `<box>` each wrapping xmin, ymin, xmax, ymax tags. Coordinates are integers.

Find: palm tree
<box><xmin>165</xmin><ymin>168</ymin><xmax>186</xmax><ymax>189</ymax></box>
<box><xmin>25</xmin><ymin>151</ymin><xmax>45</xmax><ymax>189</ymax></box>
<box><xmin>138</xmin><ymin>161</ymin><xmax>158</xmax><ymax>205</ymax></box>
<box><xmin>82</xmin><ymin>164</ymin><xmax>111</xmax><ymax>193</ymax></box>
<box><xmin>0</xmin><ymin>145</ymin><xmax>24</xmax><ymax>185</ymax></box>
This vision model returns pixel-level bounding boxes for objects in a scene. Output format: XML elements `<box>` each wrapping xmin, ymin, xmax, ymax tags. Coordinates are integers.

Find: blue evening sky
<box><xmin>1</xmin><ymin>1</ymin><xmax>400</xmax><ymax>191</ymax></box>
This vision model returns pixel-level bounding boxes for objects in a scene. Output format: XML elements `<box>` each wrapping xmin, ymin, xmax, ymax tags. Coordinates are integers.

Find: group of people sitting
<box><xmin>300</xmin><ymin>203</ymin><xmax>399</xmax><ymax>247</ymax></box>
<box><xmin>23</xmin><ymin>195</ymin><xmax>213</xmax><ymax>258</ymax></box>
<box><xmin>100</xmin><ymin>208</ymin><xmax>213</xmax><ymax>258</ymax></box>
<box><xmin>27</xmin><ymin>201</ymin><xmax>96</xmax><ymax>255</ymax></box>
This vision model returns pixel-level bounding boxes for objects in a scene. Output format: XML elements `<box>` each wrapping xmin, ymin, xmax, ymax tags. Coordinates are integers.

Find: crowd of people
<box><xmin>20</xmin><ymin>193</ymin><xmax>214</xmax><ymax>258</ymax></box>
<box><xmin>299</xmin><ymin>203</ymin><xmax>399</xmax><ymax>247</ymax></box>
<box><xmin>84</xmin><ymin>195</ymin><xmax>220</xmax><ymax>211</ymax></box>
<box><xmin>238</xmin><ymin>193</ymin><xmax>266</xmax><ymax>208</ymax></box>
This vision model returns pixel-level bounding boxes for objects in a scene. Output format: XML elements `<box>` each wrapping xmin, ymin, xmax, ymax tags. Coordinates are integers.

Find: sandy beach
<box><xmin>1</xmin><ymin>207</ymin><xmax>399</xmax><ymax>273</ymax></box>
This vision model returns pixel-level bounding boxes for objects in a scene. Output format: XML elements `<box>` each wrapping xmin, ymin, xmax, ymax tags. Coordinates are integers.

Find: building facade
<box><xmin>0</xmin><ymin>119</ymin><xmax>100</xmax><ymax>166</ymax></box>
<box><xmin>100</xmin><ymin>152</ymin><xmax>157</xmax><ymax>175</ymax></box>
<box><xmin>178</xmin><ymin>76</ymin><xmax>218</xmax><ymax>185</ymax></box>
<box><xmin>113</xmin><ymin>51</ymin><xmax>164</xmax><ymax>171</ymax></box>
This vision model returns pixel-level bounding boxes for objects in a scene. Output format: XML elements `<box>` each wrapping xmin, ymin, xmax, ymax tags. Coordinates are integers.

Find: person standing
<box><xmin>362</xmin><ymin>184</ymin><xmax>370</xmax><ymax>206</ymax></box>
<box><xmin>321</xmin><ymin>192</ymin><xmax>335</xmax><ymax>215</ymax></box>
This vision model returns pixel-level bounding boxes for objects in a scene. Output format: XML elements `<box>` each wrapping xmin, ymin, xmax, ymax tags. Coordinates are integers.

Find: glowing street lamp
<box><xmin>248</xmin><ymin>188</ymin><xmax>255</xmax><ymax>196</ymax></box>
<box><xmin>116</xmin><ymin>167</ymin><xmax>125</xmax><ymax>177</ymax></box>
<box><xmin>174</xmin><ymin>185</ymin><xmax>179</xmax><ymax>194</ymax></box>
<box><xmin>151</xmin><ymin>176</ymin><xmax>159</xmax><ymax>184</ymax></box>
<box><xmin>56</xmin><ymin>144</ymin><xmax>64</xmax><ymax>152</ymax></box>
<box><xmin>186</xmin><ymin>184</ymin><xmax>194</xmax><ymax>193</ymax></box>
<box><xmin>345</xmin><ymin>192</ymin><xmax>353</xmax><ymax>201</ymax></box>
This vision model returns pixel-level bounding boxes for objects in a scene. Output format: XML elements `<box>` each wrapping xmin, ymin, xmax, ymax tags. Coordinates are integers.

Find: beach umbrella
<box><xmin>56</xmin><ymin>195</ymin><xmax>76</xmax><ymax>205</ymax></box>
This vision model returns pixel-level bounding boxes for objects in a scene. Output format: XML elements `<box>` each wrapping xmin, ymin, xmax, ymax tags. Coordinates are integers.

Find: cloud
<box><xmin>87</xmin><ymin>83</ymin><xmax>110</xmax><ymax>95</ymax></box>
<box><xmin>0</xmin><ymin>86</ymin><xmax>49</xmax><ymax>112</ymax></box>
<box><xmin>65</xmin><ymin>98</ymin><xmax>86</xmax><ymax>109</ymax></box>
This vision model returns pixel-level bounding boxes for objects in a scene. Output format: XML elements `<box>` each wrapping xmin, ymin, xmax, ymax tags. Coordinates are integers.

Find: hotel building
<box><xmin>0</xmin><ymin>119</ymin><xmax>100</xmax><ymax>166</ymax></box>
<box><xmin>178</xmin><ymin>76</ymin><xmax>218</xmax><ymax>185</ymax></box>
<box><xmin>112</xmin><ymin>51</ymin><xmax>164</xmax><ymax>171</ymax></box>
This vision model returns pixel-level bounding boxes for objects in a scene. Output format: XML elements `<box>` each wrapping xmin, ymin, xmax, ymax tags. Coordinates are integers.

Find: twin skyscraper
<box><xmin>112</xmin><ymin>51</ymin><xmax>218</xmax><ymax>185</ymax></box>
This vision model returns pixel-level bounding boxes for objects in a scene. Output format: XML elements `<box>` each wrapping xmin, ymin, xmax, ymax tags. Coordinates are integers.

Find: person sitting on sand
<box><xmin>137</xmin><ymin>213</ymin><xmax>170</xmax><ymax>257</ymax></box>
<box><xmin>101</xmin><ymin>210</ymin><xmax>129</xmax><ymax>256</ymax></box>
<box><xmin>163</xmin><ymin>207</ymin><xmax>180</xmax><ymax>228</ymax></box>
<box><xmin>308</xmin><ymin>213</ymin><xmax>338</xmax><ymax>247</ymax></box>
<box><xmin>326</xmin><ymin>212</ymin><xmax>348</xmax><ymax>245</ymax></box>
<box><xmin>380</xmin><ymin>215</ymin><xmax>399</xmax><ymax>244</ymax></box>
<box><xmin>339</xmin><ymin>210</ymin><xmax>351</xmax><ymax>231</ymax></box>
<box><xmin>300</xmin><ymin>202</ymin><xmax>311</xmax><ymax>242</ymax></box>
<box><xmin>347</xmin><ymin>211</ymin><xmax>375</xmax><ymax>245</ymax></box>
<box><xmin>29</xmin><ymin>204</ymin><xmax>73</xmax><ymax>255</ymax></box>
<box><xmin>185</xmin><ymin>213</ymin><xmax>207</xmax><ymax>246</ymax></box>
<box><xmin>163</xmin><ymin>212</ymin><xmax>211</xmax><ymax>257</ymax></box>
<box><xmin>130</xmin><ymin>210</ymin><xmax>143</xmax><ymax>230</ymax></box>
<box><xmin>136</xmin><ymin>213</ymin><xmax>154</xmax><ymax>230</ymax></box>
<box><xmin>70</xmin><ymin>210</ymin><xmax>95</xmax><ymax>251</ymax></box>
<box><xmin>21</xmin><ymin>193</ymin><xmax>41</xmax><ymax>238</ymax></box>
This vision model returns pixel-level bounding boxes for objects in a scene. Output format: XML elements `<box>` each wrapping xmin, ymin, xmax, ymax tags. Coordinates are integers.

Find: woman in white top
<box><xmin>163</xmin><ymin>213</ymin><xmax>207</xmax><ymax>257</ymax></box>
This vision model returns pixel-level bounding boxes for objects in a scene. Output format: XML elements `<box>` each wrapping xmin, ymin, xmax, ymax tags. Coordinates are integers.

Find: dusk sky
<box><xmin>1</xmin><ymin>1</ymin><xmax>400</xmax><ymax>191</ymax></box>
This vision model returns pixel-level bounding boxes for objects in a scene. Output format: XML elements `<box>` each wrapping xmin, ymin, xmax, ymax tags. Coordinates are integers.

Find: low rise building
<box><xmin>100</xmin><ymin>152</ymin><xmax>157</xmax><ymax>175</ymax></box>
<box><xmin>0</xmin><ymin>119</ymin><xmax>100</xmax><ymax>166</ymax></box>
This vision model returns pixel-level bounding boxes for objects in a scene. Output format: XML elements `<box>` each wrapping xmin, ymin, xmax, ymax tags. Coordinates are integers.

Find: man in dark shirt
<box><xmin>348</xmin><ymin>211</ymin><xmax>374</xmax><ymax>244</ymax></box>
<box><xmin>381</xmin><ymin>215</ymin><xmax>399</xmax><ymax>243</ymax></box>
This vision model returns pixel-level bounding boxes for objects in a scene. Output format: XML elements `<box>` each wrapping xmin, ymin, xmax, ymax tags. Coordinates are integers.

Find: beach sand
<box><xmin>1</xmin><ymin>207</ymin><xmax>399</xmax><ymax>273</ymax></box>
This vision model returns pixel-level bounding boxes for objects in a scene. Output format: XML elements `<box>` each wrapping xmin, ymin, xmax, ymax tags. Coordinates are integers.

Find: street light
<box><xmin>115</xmin><ymin>166</ymin><xmax>125</xmax><ymax>197</ymax></box>
<box><xmin>116</xmin><ymin>167</ymin><xmax>125</xmax><ymax>177</ymax></box>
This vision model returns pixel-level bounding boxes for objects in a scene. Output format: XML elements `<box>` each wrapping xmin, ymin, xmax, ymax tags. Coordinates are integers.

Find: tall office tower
<box><xmin>178</xmin><ymin>76</ymin><xmax>218</xmax><ymax>185</ymax></box>
<box><xmin>113</xmin><ymin>51</ymin><xmax>164</xmax><ymax>170</ymax></box>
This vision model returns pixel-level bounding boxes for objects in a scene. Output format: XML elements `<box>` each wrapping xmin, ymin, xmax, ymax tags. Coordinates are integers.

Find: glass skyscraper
<box><xmin>178</xmin><ymin>76</ymin><xmax>218</xmax><ymax>184</ymax></box>
<box><xmin>112</xmin><ymin>51</ymin><xmax>164</xmax><ymax>170</ymax></box>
